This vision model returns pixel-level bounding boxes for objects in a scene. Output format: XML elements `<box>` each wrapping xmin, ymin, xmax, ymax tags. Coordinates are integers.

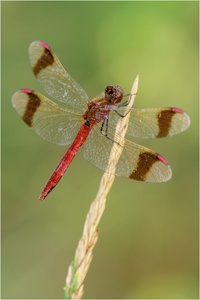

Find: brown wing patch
<box><xmin>157</xmin><ymin>109</ymin><xmax>176</xmax><ymax>138</ymax></box>
<box><xmin>129</xmin><ymin>151</ymin><xmax>159</xmax><ymax>181</ymax></box>
<box><xmin>22</xmin><ymin>90</ymin><xmax>41</xmax><ymax>127</ymax></box>
<box><xmin>32</xmin><ymin>46</ymin><xmax>54</xmax><ymax>76</ymax></box>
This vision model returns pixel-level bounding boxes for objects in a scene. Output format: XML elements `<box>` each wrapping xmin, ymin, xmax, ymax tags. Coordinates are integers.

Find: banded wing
<box><xmin>82</xmin><ymin>125</ymin><xmax>172</xmax><ymax>183</ymax></box>
<box><xmin>108</xmin><ymin>105</ymin><xmax>191</xmax><ymax>139</ymax></box>
<box><xmin>29</xmin><ymin>41</ymin><xmax>89</xmax><ymax>110</ymax></box>
<box><xmin>12</xmin><ymin>89</ymin><xmax>82</xmax><ymax>146</ymax></box>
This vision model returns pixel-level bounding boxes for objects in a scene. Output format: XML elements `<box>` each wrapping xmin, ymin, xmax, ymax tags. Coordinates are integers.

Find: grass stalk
<box><xmin>64</xmin><ymin>75</ymin><xmax>139</xmax><ymax>299</ymax></box>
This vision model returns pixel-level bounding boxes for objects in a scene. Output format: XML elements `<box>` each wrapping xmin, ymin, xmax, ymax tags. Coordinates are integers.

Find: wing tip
<box><xmin>29</xmin><ymin>40</ymin><xmax>50</xmax><ymax>50</ymax></box>
<box><xmin>21</xmin><ymin>88</ymin><xmax>33</xmax><ymax>94</ymax></box>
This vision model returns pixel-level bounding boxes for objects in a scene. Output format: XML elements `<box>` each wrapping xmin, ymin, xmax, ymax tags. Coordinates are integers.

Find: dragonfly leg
<box><xmin>100</xmin><ymin>116</ymin><xmax>123</xmax><ymax>148</ymax></box>
<box><xmin>100</xmin><ymin>116</ymin><xmax>109</xmax><ymax>136</ymax></box>
<box><xmin>114</xmin><ymin>92</ymin><xmax>137</xmax><ymax>118</ymax></box>
<box><xmin>114</xmin><ymin>108</ymin><xmax>131</xmax><ymax>118</ymax></box>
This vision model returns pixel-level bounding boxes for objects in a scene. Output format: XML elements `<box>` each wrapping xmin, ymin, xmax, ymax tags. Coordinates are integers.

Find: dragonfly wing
<box><xmin>108</xmin><ymin>106</ymin><xmax>190</xmax><ymax>138</ymax></box>
<box><xmin>12</xmin><ymin>89</ymin><xmax>81</xmax><ymax>146</ymax></box>
<box><xmin>116</xmin><ymin>138</ymin><xmax>172</xmax><ymax>182</ymax></box>
<box><xmin>29</xmin><ymin>41</ymin><xmax>89</xmax><ymax>110</ymax></box>
<box><xmin>82</xmin><ymin>125</ymin><xmax>115</xmax><ymax>174</ymax></box>
<box><xmin>82</xmin><ymin>125</ymin><xmax>172</xmax><ymax>182</ymax></box>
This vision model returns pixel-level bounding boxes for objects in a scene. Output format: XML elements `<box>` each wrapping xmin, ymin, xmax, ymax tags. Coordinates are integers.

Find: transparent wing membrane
<box><xmin>82</xmin><ymin>125</ymin><xmax>172</xmax><ymax>182</ymax></box>
<box><xmin>12</xmin><ymin>90</ymin><xmax>82</xmax><ymax>146</ymax></box>
<box><xmin>29</xmin><ymin>41</ymin><xmax>89</xmax><ymax>110</ymax></box>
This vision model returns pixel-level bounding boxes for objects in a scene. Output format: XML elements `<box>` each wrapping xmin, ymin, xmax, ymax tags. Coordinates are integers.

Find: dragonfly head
<box><xmin>104</xmin><ymin>85</ymin><xmax>124</xmax><ymax>104</ymax></box>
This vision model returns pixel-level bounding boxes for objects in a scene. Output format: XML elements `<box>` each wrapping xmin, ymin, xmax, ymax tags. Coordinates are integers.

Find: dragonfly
<box><xmin>12</xmin><ymin>41</ymin><xmax>190</xmax><ymax>200</ymax></box>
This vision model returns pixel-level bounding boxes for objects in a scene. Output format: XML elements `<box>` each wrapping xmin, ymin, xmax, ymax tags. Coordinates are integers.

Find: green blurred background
<box><xmin>2</xmin><ymin>1</ymin><xmax>198</xmax><ymax>299</ymax></box>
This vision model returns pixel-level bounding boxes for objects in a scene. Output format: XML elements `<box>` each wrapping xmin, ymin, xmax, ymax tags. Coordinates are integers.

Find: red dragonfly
<box><xmin>12</xmin><ymin>41</ymin><xmax>190</xmax><ymax>200</ymax></box>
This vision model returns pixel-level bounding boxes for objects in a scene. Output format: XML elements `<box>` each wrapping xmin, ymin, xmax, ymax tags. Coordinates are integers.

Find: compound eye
<box><xmin>106</xmin><ymin>86</ymin><xmax>113</xmax><ymax>94</ymax></box>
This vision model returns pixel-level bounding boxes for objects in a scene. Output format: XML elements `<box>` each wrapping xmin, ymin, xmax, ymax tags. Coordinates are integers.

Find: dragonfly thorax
<box><xmin>82</xmin><ymin>101</ymin><xmax>105</xmax><ymax>127</ymax></box>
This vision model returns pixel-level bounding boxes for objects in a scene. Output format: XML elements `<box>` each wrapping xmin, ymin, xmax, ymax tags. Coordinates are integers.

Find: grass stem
<box><xmin>64</xmin><ymin>75</ymin><xmax>139</xmax><ymax>299</ymax></box>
